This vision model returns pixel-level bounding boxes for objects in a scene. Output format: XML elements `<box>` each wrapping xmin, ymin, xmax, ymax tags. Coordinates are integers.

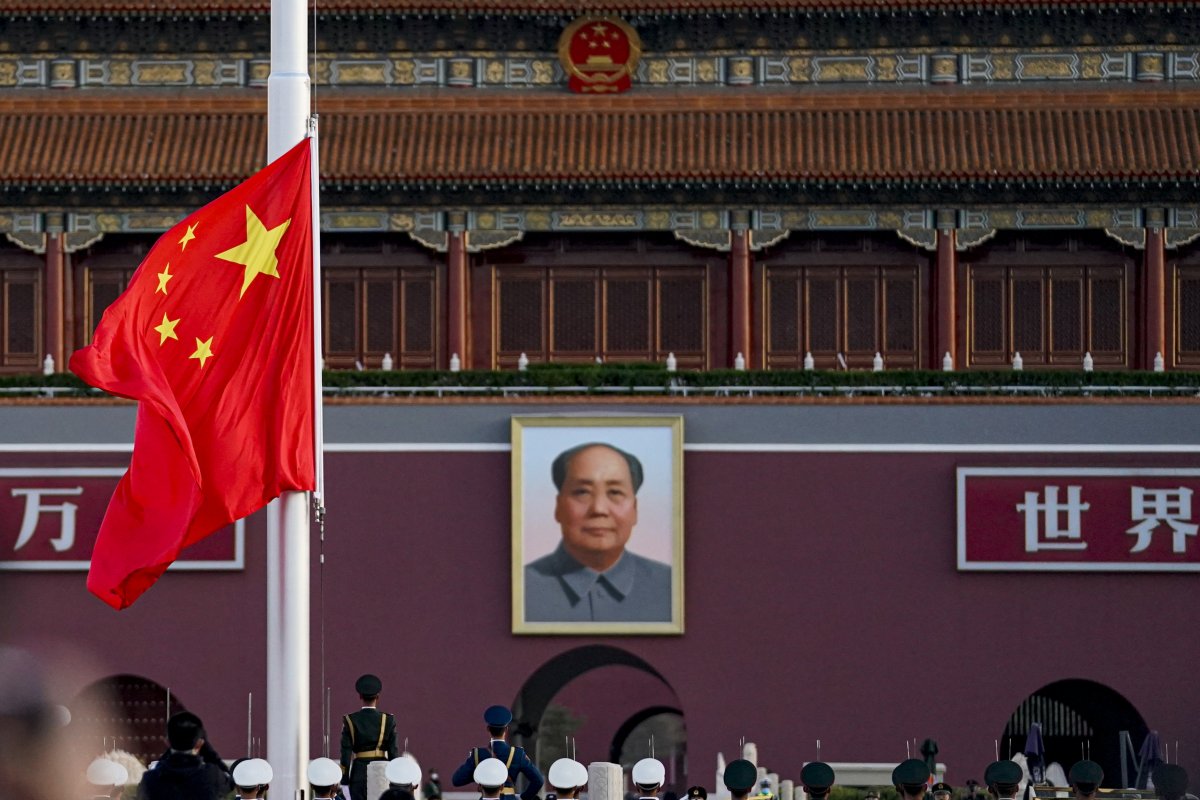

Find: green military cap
<box><xmin>1152</xmin><ymin>764</ymin><xmax>1189</xmax><ymax>798</ymax></box>
<box><xmin>893</xmin><ymin>760</ymin><xmax>931</xmax><ymax>788</ymax></box>
<box><xmin>931</xmin><ymin>783</ymin><xmax>954</xmax><ymax>796</ymax></box>
<box><xmin>725</xmin><ymin>760</ymin><xmax>759</xmax><ymax>793</ymax></box>
<box><xmin>801</xmin><ymin>763</ymin><xmax>836</xmax><ymax>792</ymax></box>
<box><xmin>1069</xmin><ymin>761</ymin><xmax>1103</xmax><ymax>788</ymax></box>
<box><xmin>984</xmin><ymin>761</ymin><xmax>1023</xmax><ymax>789</ymax></box>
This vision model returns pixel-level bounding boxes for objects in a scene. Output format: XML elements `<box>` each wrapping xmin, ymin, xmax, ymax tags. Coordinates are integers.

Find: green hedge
<box><xmin>3</xmin><ymin>365</ymin><xmax>1199</xmax><ymax>397</ymax></box>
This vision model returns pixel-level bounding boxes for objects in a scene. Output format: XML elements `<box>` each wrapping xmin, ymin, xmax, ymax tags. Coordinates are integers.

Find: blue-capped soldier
<box><xmin>452</xmin><ymin>706</ymin><xmax>543</xmax><ymax>800</ymax></box>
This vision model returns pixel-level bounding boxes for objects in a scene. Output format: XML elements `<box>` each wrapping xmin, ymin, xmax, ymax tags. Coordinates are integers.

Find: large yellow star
<box><xmin>189</xmin><ymin>336</ymin><xmax>214</xmax><ymax>368</ymax></box>
<box><xmin>153</xmin><ymin>314</ymin><xmax>180</xmax><ymax>345</ymax></box>
<box><xmin>156</xmin><ymin>263</ymin><xmax>173</xmax><ymax>294</ymax></box>
<box><xmin>215</xmin><ymin>206</ymin><xmax>291</xmax><ymax>299</ymax></box>
<box><xmin>178</xmin><ymin>223</ymin><xmax>197</xmax><ymax>251</ymax></box>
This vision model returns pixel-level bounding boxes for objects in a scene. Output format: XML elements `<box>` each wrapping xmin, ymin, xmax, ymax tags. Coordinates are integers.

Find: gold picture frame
<box><xmin>511</xmin><ymin>415</ymin><xmax>684</xmax><ymax>635</ymax></box>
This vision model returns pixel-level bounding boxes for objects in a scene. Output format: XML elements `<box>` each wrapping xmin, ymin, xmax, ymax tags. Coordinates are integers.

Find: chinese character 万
<box><xmin>1017</xmin><ymin>485</ymin><xmax>1090</xmax><ymax>553</ymax></box>
<box><xmin>1127</xmin><ymin>486</ymin><xmax>1198</xmax><ymax>554</ymax></box>
<box><xmin>11</xmin><ymin>487</ymin><xmax>83</xmax><ymax>553</ymax></box>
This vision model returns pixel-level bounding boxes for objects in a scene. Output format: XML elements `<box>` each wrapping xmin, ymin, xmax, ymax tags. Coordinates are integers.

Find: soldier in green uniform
<box><xmin>725</xmin><ymin>760</ymin><xmax>759</xmax><ymax>800</ymax></box>
<box><xmin>1068</xmin><ymin>760</ymin><xmax>1103</xmax><ymax>800</ymax></box>
<box><xmin>984</xmin><ymin>760</ymin><xmax>1024</xmax><ymax>800</ymax></box>
<box><xmin>893</xmin><ymin>759</ymin><xmax>931</xmax><ymax>800</ymax></box>
<box><xmin>340</xmin><ymin>674</ymin><xmax>398</xmax><ymax>800</ymax></box>
<box><xmin>801</xmin><ymin>762</ymin><xmax>836</xmax><ymax>800</ymax></box>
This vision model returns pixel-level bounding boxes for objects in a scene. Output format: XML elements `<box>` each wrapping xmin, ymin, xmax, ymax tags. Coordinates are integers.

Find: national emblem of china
<box><xmin>558</xmin><ymin>16</ymin><xmax>642</xmax><ymax>93</ymax></box>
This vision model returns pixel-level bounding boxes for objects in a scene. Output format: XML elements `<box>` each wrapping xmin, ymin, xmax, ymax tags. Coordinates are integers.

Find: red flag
<box><xmin>70</xmin><ymin>139</ymin><xmax>316</xmax><ymax>609</ymax></box>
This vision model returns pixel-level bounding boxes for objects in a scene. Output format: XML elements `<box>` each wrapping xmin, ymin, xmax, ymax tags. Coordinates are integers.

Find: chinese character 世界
<box><xmin>1017</xmin><ymin>485</ymin><xmax>1090</xmax><ymax>553</ymax></box>
<box><xmin>1127</xmin><ymin>486</ymin><xmax>1198</xmax><ymax>554</ymax></box>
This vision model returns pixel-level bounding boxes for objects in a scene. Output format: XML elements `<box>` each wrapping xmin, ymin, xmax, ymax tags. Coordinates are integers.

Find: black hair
<box><xmin>167</xmin><ymin>713</ymin><xmax>204</xmax><ymax>751</ymax></box>
<box><xmin>360</xmin><ymin>693</ymin><xmax>380</xmax><ymax>703</ymax></box>
<box><xmin>551</xmin><ymin>443</ymin><xmax>644</xmax><ymax>493</ymax></box>
<box><xmin>382</xmin><ymin>791</ymin><xmax>417</xmax><ymax>800</ymax></box>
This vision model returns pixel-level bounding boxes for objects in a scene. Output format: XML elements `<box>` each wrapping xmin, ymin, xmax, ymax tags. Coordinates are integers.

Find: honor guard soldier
<box><xmin>801</xmin><ymin>763</ymin><xmax>836</xmax><ymax>800</ymax></box>
<box><xmin>341</xmin><ymin>674</ymin><xmax>399</xmax><ymax>800</ymax></box>
<box><xmin>388</xmin><ymin>756</ymin><xmax>423</xmax><ymax>793</ymax></box>
<box><xmin>725</xmin><ymin>760</ymin><xmax>759</xmax><ymax>800</ymax></box>
<box><xmin>232</xmin><ymin>759</ymin><xmax>273</xmax><ymax>800</ymax></box>
<box><xmin>893</xmin><ymin>759</ymin><xmax>931</xmax><ymax>800</ymax></box>
<box><xmin>547</xmin><ymin>758</ymin><xmax>588</xmax><ymax>800</ymax></box>
<box><xmin>633</xmin><ymin>758</ymin><xmax>667</xmax><ymax>800</ymax></box>
<box><xmin>452</xmin><ymin>706</ymin><xmax>543</xmax><ymax>800</ymax></box>
<box><xmin>687</xmin><ymin>787</ymin><xmax>708</xmax><ymax>800</ymax></box>
<box><xmin>931</xmin><ymin>782</ymin><xmax>954</xmax><ymax>800</ymax></box>
<box><xmin>87</xmin><ymin>758</ymin><xmax>129</xmax><ymax>800</ymax></box>
<box><xmin>1068</xmin><ymin>761</ymin><xmax>1103</xmax><ymax>800</ymax></box>
<box><xmin>476</xmin><ymin>758</ymin><xmax>511</xmax><ymax>800</ymax></box>
<box><xmin>309</xmin><ymin>758</ymin><xmax>343</xmax><ymax>800</ymax></box>
<box><xmin>984</xmin><ymin>761</ymin><xmax>1024</xmax><ymax>800</ymax></box>
<box><xmin>1152</xmin><ymin>765</ymin><xmax>1189</xmax><ymax>800</ymax></box>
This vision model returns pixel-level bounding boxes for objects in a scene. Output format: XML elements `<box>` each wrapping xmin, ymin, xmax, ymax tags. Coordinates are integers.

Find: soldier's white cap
<box><xmin>387</xmin><ymin>756</ymin><xmax>423</xmax><ymax>786</ymax></box>
<box><xmin>475</xmin><ymin>758</ymin><xmax>509</xmax><ymax>787</ymax></box>
<box><xmin>574</xmin><ymin>761</ymin><xmax>590</xmax><ymax>787</ymax></box>
<box><xmin>308</xmin><ymin>757</ymin><xmax>342</xmax><ymax>787</ymax></box>
<box><xmin>86</xmin><ymin>758</ymin><xmax>129</xmax><ymax>787</ymax></box>
<box><xmin>633</xmin><ymin>758</ymin><xmax>666</xmax><ymax>787</ymax></box>
<box><xmin>549</xmin><ymin>758</ymin><xmax>585</xmax><ymax>790</ymax></box>
<box><xmin>233</xmin><ymin>758</ymin><xmax>274</xmax><ymax>787</ymax></box>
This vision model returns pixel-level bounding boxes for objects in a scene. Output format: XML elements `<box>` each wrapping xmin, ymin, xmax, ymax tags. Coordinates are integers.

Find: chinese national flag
<box><xmin>70</xmin><ymin>139</ymin><xmax>316</xmax><ymax>609</ymax></box>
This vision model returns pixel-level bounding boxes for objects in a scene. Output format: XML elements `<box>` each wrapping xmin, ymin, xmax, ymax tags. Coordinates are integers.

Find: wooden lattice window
<box><xmin>966</xmin><ymin>264</ymin><xmax>1130</xmax><ymax>368</ymax></box>
<box><xmin>1171</xmin><ymin>259</ymin><xmax>1200</xmax><ymax>369</ymax></box>
<box><xmin>0</xmin><ymin>256</ymin><xmax>41</xmax><ymax>370</ymax></box>
<box><xmin>323</xmin><ymin>266</ymin><xmax>439</xmax><ymax>369</ymax></box>
<box><xmin>492</xmin><ymin>266</ymin><xmax>709</xmax><ymax>368</ymax></box>
<box><xmin>320</xmin><ymin>237</ymin><xmax>442</xmax><ymax>370</ymax></box>
<box><xmin>759</xmin><ymin>234</ymin><xmax>926</xmax><ymax>369</ymax></box>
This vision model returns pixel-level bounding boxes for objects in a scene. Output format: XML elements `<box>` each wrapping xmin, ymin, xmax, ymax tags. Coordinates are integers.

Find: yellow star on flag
<box><xmin>178</xmin><ymin>223</ymin><xmax>197</xmax><ymax>251</ymax></box>
<box><xmin>189</xmin><ymin>336</ymin><xmax>214</xmax><ymax>368</ymax></box>
<box><xmin>215</xmin><ymin>206</ymin><xmax>291</xmax><ymax>299</ymax></box>
<box><xmin>153</xmin><ymin>314</ymin><xmax>180</xmax><ymax>345</ymax></box>
<box><xmin>156</xmin><ymin>263</ymin><xmax>174</xmax><ymax>295</ymax></box>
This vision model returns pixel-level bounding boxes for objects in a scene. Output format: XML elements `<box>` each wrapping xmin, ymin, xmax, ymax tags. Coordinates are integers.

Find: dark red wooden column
<box><xmin>1144</xmin><ymin>216</ymin><xmax>1166</xmax><ymax>369</ymax></box>
<box><xmin>44</xmin><ymin>231</ymin><xmax>65</xmax><ymax>372</ymax></box>
<box><xmin>447</xmin><ymin>226</ymin><xmax>468</xmax><ymax>369</ymax></box>
<box><xmin>935</xmin><ymin>216</ymin><xmax>958</xmax><ymax>370</ymax></box>
<box><xmin>730</xmin><ymin>227</ymin><xmax>752</xmax><ymax>368</ymax></box>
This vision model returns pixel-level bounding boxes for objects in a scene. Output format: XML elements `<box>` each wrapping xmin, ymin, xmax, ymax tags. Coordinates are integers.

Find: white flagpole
<box><xmin>266</xmin><ymin>0</ymin><xmax>311</xmax><ymax>795</ymax></box>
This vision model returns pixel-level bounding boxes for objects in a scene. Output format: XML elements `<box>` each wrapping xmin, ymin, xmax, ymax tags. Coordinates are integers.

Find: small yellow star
<box><xmin>215</xmin><ymin>206</ymin><xmax>291</xmax><ymax>299</ymax></box>
<box><xmin>156</xmin><ymin>263</ymin><xmax>173</xmax><ymax>295</ymax></box>
<box><xmin>189</xmin><ymin>336</ymin><xmax>214</xmax><ymax>368</ymax></box>
<box><xmin>153</xmin><ymin>314</ymin><xmax>180</xmax><ymax>345</ymax></box>
<box><xmin>591</xmin><ymin>23</ymin><xmax>608</xmax><ymax>35</ymax></box>
<box><xmin>178</xmin><ymin>223</ymin><xmax>197</xmax><ymax>251</ymax></box>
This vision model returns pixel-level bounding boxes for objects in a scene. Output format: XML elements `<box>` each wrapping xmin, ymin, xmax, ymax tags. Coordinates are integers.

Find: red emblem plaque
<box><xmin>558</xmin><ymin>16</ymin><xmax>642</xmax><ymax>94</ymax></box>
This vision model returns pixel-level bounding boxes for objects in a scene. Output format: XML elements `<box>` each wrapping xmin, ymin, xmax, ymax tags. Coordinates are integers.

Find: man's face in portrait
<box><xmin>555</xmin><ymin>444</ymin><xmax>638</xmax><ymax>569</ymax></box>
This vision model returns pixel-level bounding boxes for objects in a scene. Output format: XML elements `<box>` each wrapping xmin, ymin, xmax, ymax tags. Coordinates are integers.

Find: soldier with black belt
<box><xmin>452</xmin><ymin>706</ymin><xmax>543</xmax><ymax>800</ymax></box>
<box><xmin>340</xmin><ymin>674</ymin><xmax>398</xmax><ymax>800</ymax></box>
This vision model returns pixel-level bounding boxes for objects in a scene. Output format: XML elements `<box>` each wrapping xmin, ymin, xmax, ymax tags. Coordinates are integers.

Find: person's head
<box><xmin>431</xmin><ymin>771</ymin><xmax>440</xmax><ymax>782</ymax></box>
<box><xmin>382</xmin><ymin>791</ymin><xmax>416</xmax><ymax>800</ymax></box>
<box><xmin>632</xmin><ymin>758</ymin><xmax>666</xmax><ymax>797</ymax></box>
<box><xmin>724</xmin><ymin>759</ymin><xmax>757</xmax><ymax>800</ymax></box>
<box><xmin>1069</xmin><ymin>761</ymin><xmax>1103</xmax><ymax>799</ymax></box>
<box><xmin>686</xmin><ymin>787</ymin><xmax>708</xmax><ymax>800</ymax></box>
<box><xmin>966</xmin><ymin>781</ymin><xmax>981</xmax><ymax>797</ymax></box>
<box><xmin>802</xmin><ymin>762</ymin><xmax>836</xmax><ymax>800</ymax></box>
<box><xmin>483</xmin><ymin>705</ymin><xmax>512</xmax><ymax>739</ymax></box>
<box><xmin>166</xmin><ymin>711</ymin><xmax>205</xmax><ymax>753</ymax></box>
<box><xmin>356</xmin><ymin>674</ymin><xmax>382</xmax><ymax>704</ymax></box>
<box><xmin>474</xmin><ymin>758</ymin><xmax>508</xmax><ymax>797</ymax></box>
<box><xmin>86</xmin><ymin>757</ymin><xmax>129</xmax><ymax>799</ymax></box>
<box><xmin>308</xmin><ymin>757</ymin><xmax>342</xmax><ymax>799</ymax></box>
<box><xmin>553</xmin><ymin>443</ymin><xmax>643</xmax><ymax>571</ymax></box>
<box><xmin>387</xmin><ymin>756</ymin><xmax>422</xmax><ymax>792</ymax></box>
<box><xmin>984</xmin><ymin>761</ymin><xmax>1023</xmax><ymax>800</ymax></box>
<box><xmin>1152</xmin><ymin>764</ymin><xmax>1189</xmax><ymax>800</ymax></box>
<box><xmin>930</xmin><ymin>782</ymin><xmax>953</xmax><ymax>800</ymax></box>
<box><xmin>232</xmin><ymin>758</ymin><xmax>273</xmax><ymax>799</ymax></box>
<box><xmin>892</xmin><ymin>760</ymin><xmax>931</xmax><ymax>800</ymax></box>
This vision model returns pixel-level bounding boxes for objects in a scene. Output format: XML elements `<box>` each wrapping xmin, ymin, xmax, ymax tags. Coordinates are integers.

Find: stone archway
<box><xmin>511</xmin><ymin>645</ymin><xmax>686</xmax><ymax>794</ymax></box>
<box><xmin>1002</xmin><ymin>678</ymin><xmax>1148</xmax><ymax>787</ymax></box>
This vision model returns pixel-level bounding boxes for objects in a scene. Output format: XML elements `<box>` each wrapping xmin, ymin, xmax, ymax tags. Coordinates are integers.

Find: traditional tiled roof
<box><xmin>2</xmin><ymin>87</ymin><xmax>1198</xmax><ymax>189</ymax></box>
<box><xmin>3</xmin><ymin>0</ymin><xmax>1188</xmax><ymax>14</ymax></box>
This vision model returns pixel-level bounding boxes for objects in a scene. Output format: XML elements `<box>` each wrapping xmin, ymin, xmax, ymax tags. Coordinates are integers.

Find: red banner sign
<box><xmin>0</xmin><ymin>468</ymin><xmax>243</xmax><ymax>571</ymax></box>
<box><xmin>958</xmin><ymin>468</ymin><xmax>1200</xmax><ymax>571</ymax></box>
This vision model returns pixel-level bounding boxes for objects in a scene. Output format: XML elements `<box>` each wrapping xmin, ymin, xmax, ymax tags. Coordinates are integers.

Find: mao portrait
<box><xmin>511</xmin><ymin>416</ymin><xmax>684</xmax><ymax>635</ymax></box>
